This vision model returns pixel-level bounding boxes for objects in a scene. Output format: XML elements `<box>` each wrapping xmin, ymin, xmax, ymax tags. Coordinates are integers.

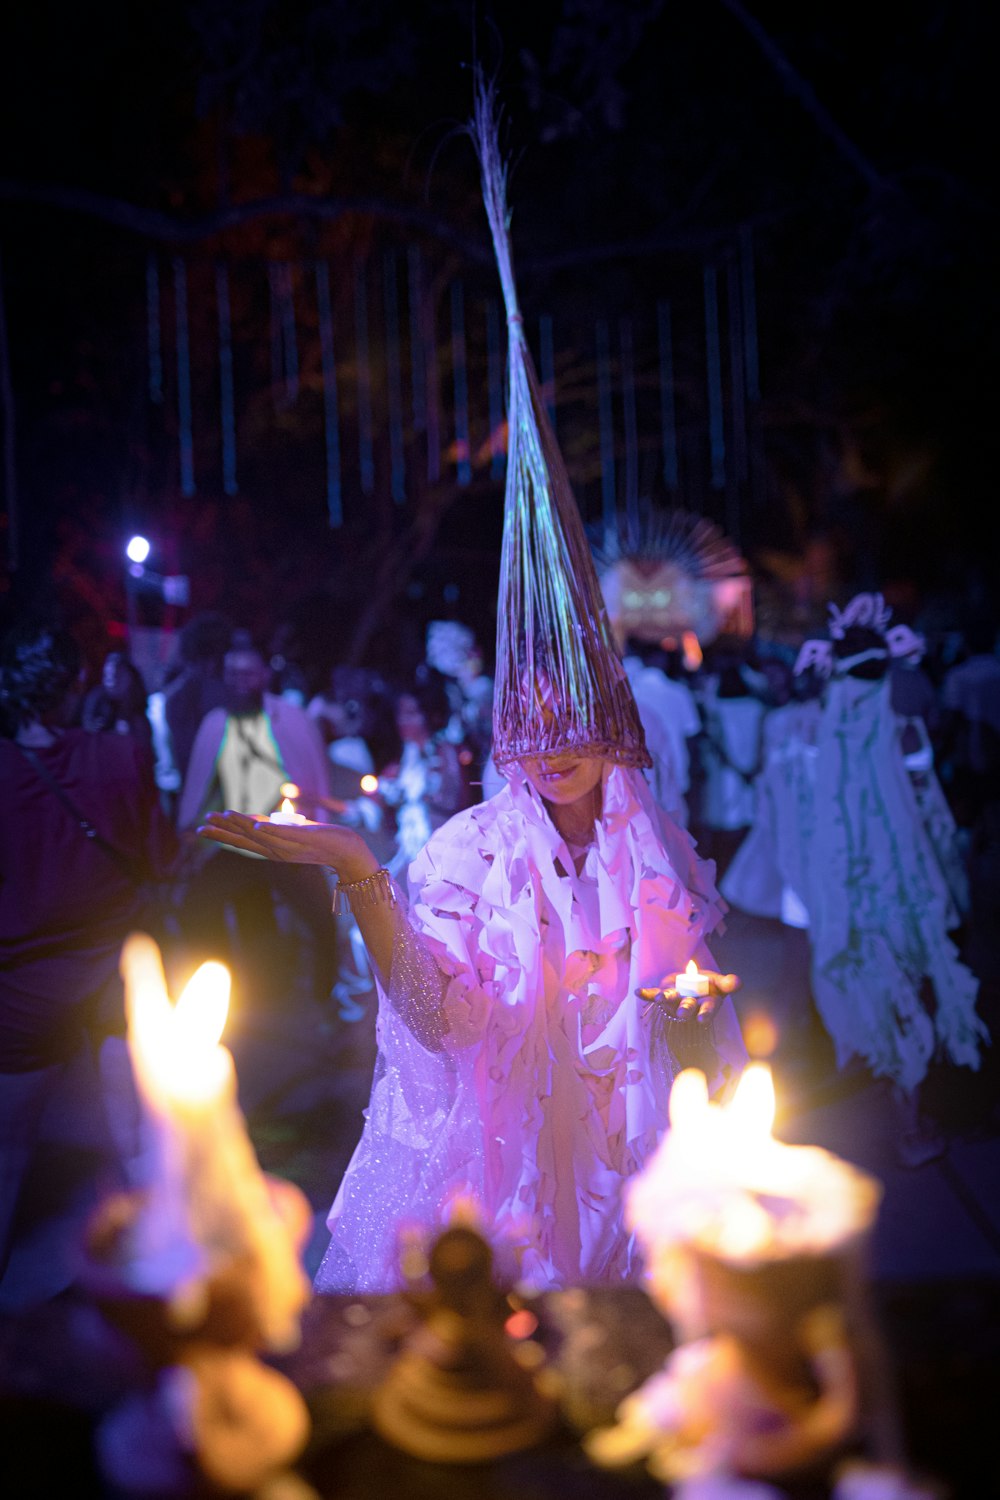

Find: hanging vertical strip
<box><xmin>703</xmin><ymin>264</ymin><xmax>726</xmax><ymax>491</ymax></box>
<box><xmin>215</xmin><ymin>264</ymin><xmax>237</xmax><ymax>495</ymax></box>
<box><xmin>173</xmin><ymin>257</ymin><xmax>195</xmax><ymax>496</ymax></box>
<box><xmin>407</xmin><ymin>246</ymin><xmax>425</xmax><ymax>435</ymax></box>
<box><xmin>315</xmin><ymin>259</ymin><xmax>343</xmax><ymax>527</ymax></box>
<box><xmin>146</xmin><ymin>253</ymin><xmax>163</xmax><ymax>404</ymax></box>
<box><xmin>354</xmin><ymin>263</ymin><xmax>375</xmax><ymax>495</ymax></box>
<box><xmin>539</xmin><ymin>313</ymin><xmax>556</xmax><ymax>430</ymax></box>
<box><xmin>450</xmin><ymin>280</ymin><xmax>472</xmax><ymax>486</ymax></box>
<box><xmin>407</xmin><ymin>245</ymin><xmax>427</xmax><ymax>434</ymax></box>
<box><xmin>619</xmin><ymin>317</ymin><xmax>639</xmax><ymax>535</ymax></box>
<box><xmin>726</xmin><ymin>254</ymin><xmax>748</xmax><ymax>485</ymax></box>
<box><xmin>0</xmin><ymin>250</ymin><xmax>19</xmax><ymax>573</ymax></box>
<box><xmin>383</xmin><ymin>250</ymin><xmax>406</xmax><ymax>504</ymax></box>
<box><xmin>268</xmin><ymin>262</ymin><xmax>283</xmax><ymax>408</ymax></box>
<box><xmin>739</xmin><ymin>224</ymin><xmax>760</xmax><ymax>401</ymax></box>
<box><xmin>725</xmin><ymin>255</ymin><xmax>746</xmax><ymax>546</ymax></box>
<box><xmin>485</xmin><ymin>297</ymin><xmax>505</xmax><ymax>478</ymax></box>
<box><xmin>595</xmin><ymin>319</ymin><xmax>616</xmax><ymax>542</ymax></box>
<box><xmin>280</xmin><ymin>262</ymin><xmax>299</xmax><ymax>406</ymax></box>
<box><xmin>424</xmin><ymin>279</ymin><xmax>441</xmax><ymax>484</ymax></box>
<box><xmin>657</xmin><ymin>300</ymin><xmax>679</xmax><ymax>491</ymax></box>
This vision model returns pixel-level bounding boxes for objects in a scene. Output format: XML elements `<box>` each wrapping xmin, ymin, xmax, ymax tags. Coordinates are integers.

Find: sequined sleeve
<box><xmin>384</xmin><ymin>904</ymin><xmax>450</xmax><ymax>1051</ymax></box>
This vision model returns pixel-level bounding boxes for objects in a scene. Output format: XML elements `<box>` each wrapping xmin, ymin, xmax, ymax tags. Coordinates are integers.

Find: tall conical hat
<box><xmin>471</xmin><ymin>83</ymin><xmax>650</xmax><ymax>773</ymax></box>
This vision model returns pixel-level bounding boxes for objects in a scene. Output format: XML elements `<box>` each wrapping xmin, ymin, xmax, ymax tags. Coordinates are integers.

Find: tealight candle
<box><xmin>674</xmin><ymin>959</ymin><xmax>711</xmax><ymax>999</ymax></box>
<box><xmin>269</xmin><ymin>797</ymin><xmax>307</xmax><ymax>825</ymax></box>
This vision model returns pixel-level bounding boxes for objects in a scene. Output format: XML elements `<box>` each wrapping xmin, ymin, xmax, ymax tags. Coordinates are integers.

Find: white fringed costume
<box><xmin>315</xmin><ymin>764</ymin><xmax>746</xmax><ymax>1293</ymax></box>
<box><xmin>807</xmin><ymin>675</ymin><xmax>985</xmax><ymax>1094</ymax></box>
<box><xmin>721</xmin><ymin>698</ymin><xmax>822</xmax><ymax>927</ymax></box>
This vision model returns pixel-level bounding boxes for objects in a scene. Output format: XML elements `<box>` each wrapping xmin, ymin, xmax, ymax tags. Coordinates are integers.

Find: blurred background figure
<box><xmin>694</xmin><ymin>641</ymin><xmax>767</xmax><ymax>874</ymax></box>
<box><xmin>174</xmin><ymin>629</ymin><xmax>336</xmax><ymax>1022</ymax></box>
<box><xmin>425</xmin><ymin>619</ymin><xmax>494</xmax><ymax>787</ymax></box>
<box><xmin>939</xmin><ymin>616</ymin><xmax>1000</xmax><ymax>836</ymax></box>
<box><xmin>721</xmin><ymin>659</ymin><xmax>821</xmax><ymax>933</ymax></box>
<box><xmin>379</xmin><ymin>665</ymin><xmax>472</xmax><ymax>878</ymax></box>
<box><xmin>309</xmin><ymin>665</ymin><xmax>382</xmax><ymax>782</ymax></box>
<box><xmin>621</xmin><ymin>637</ymin><xmax>702</xmax><ymax>827</ymax></box>
<box><xmin>81</xmin><ymin>649</ymin><xmax>153</xmax><ymax>757</ymax></box>
<box><xmin>308</xmin><ymin>665</ymin><xmax>395</xmax><ymax>1028</ymax></box>
<box><xmin>267</xmin><ymin>619</ymin><xmax>311</xmax><ymax>707</ymax></box>
<box><xmin>0</xmin><ymin>621</ymin><xmax>177</xmax><ymax>1309</ymax></box>
<box><xmin>147</xmin><ymin>610</ymin><xmax>232</xmax><ymax>817</ymax></box>
<box><xmin>797</xmin><ymin>604</ymin><xmax>987</xmax><ymax>1167</ymax></box>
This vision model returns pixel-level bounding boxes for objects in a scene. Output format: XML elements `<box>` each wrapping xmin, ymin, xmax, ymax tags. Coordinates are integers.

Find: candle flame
<box><xmin>684</xmin><ymin>959</ymin><xmax>699</xmax><ymax>978</ymax></box>
<box><xmin>279</xmin><ymin>797</ymin><xmax>296</xmax><ymax>815</ymax></box>
<box><xmin>628</xmin><ymin>1059</ymin><xmax>882</xmax><ymax>1264</ymax></box>
<box><xmin>728</xmin><ymin>1062</ymin><xmax>776</xmax><ymax>1142</ymax></box>
<box><xmin>668</xmin><ymin>1066</ymin><xmax>710</xmax><ymax>1129</ymax></box>
<box><xmin>122</xmin><ymin>936</ymin><xmax>232</xmax><ymax>1107</ymax></box>
<box><xmin>360</xmin><ymin>774</ymin><xmax>379</xmax><ymax>794</ymax></box>
<box><xmin>174</xmin><ymin>961</ymin><xmax>230</xmax><ymax>1050</ymax></box>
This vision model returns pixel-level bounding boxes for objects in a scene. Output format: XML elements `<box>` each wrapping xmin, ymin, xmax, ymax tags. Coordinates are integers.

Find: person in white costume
<box><xmin>199</xmin><ymin>707</ymin><xmax>746</xmax><ymax>1291</ymax></box>
<box><xmin>198</xmin><ymin>82</ymin><xmax>746</xmax><ymax>1292</ymax></box>
<box><xmin>621</xmin><ymin>645</ymin><xmax>701</xmax><ymax>827</ymax></box>
<box><xmin>794</xmin><ymin>596</ymin><xmax>987</xmax><ymax>1164</ymax></box>
<box><xmin>721</xmin><ymin>676</ymin><xmax>823</xmax><ymax>930</ymax></box>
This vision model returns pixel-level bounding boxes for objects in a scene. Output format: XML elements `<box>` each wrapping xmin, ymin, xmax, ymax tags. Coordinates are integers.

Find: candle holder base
<box><xmin>370</xmin><ymin>1225</ymin><xmax>559</xmax><ymax>1464</ymax></box>
<box><xmin>79</xmin><ymin>1186</ymin><xmax>313</xmax><ymax>1496</ymax></box>
<box><xmin>589</xmin><ymin>1233</ymin><xmax>903</xmax><ymax>1488</ymax></box>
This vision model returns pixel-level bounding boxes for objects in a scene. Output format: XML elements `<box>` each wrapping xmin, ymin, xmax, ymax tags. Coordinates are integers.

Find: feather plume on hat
<box><xmin>471</xmin><ymin>80</ymin><xmax>650</xmax><ymax>773</ymax></box>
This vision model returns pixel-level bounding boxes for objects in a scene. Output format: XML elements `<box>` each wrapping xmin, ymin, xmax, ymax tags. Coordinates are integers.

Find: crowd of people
<box><xmin>2</xmin><ymin>588</ymin><xmax>996</xmax><ymax>1304</ymax></box>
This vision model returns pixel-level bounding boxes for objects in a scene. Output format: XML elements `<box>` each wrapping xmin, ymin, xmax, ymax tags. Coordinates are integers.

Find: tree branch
<box><xmin>718</xmin><ymin>0</ymin><xmax>888</xmax><ymax>195</ymax></box>
<box><xmin>0</xmin><ymin>179</ymin><xmax>775</xmax><ymax>266</ymax></box>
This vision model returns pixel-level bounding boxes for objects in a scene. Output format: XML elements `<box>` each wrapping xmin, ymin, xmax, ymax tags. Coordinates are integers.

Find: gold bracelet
<box><xmin>332</xmin><ymin>867</ymin><xmax>396</xmax><ymax>915</ymax></box>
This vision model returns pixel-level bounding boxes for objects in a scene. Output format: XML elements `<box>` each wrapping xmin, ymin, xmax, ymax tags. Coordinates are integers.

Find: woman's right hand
<box><xmin>197</xmin><ymin>811</ymin><xmax>379</xmax><ymax>883</ymax></box>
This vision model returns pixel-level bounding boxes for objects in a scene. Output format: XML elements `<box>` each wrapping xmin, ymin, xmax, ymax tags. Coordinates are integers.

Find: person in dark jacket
<box><xmin>0</xmin><ymin>621</ymin><xmax>177</xmax><ymax>1307</ymax></box>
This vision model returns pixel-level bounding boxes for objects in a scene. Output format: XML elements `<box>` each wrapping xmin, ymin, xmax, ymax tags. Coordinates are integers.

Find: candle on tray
<box><xmin>120</xmin><ymin>934</ymin><xmax>310</xmax><ymax>1349</ymax></box>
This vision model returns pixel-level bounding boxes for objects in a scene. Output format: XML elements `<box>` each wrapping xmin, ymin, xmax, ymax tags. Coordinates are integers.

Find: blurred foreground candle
<box><xmin>588</xmin><ymin>1065</ymin><xmax>902</xmax><ymax>1486</ymax></box>
<box><xmin>120</xmin><ymin>933</ymin><xmax>310</xmax><ymax>1350</ymax></box>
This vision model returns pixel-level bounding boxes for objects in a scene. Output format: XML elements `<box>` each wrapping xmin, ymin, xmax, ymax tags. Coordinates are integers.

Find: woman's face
<box><xmin>521</xmin><ymin>752</ymin><xmax>604</xmax><ymax>808</ymax></box>
<box><xmin>517</xmin><ymin>666</ymin><xmax>606</xmax><ymax>807</ymax></box>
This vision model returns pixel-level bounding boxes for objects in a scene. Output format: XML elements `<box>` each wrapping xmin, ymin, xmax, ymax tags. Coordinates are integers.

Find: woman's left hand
<box><xmin>635</xmin><ymin>970</ymin><xmax>741</xmax><ymax>1023</ymax></box>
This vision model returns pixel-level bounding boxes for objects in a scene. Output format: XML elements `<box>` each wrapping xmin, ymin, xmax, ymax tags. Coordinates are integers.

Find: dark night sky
<box><xmin>0</xmin><ymin>2</ymin><xmax>996</xmax><ymax>671</ymax></box>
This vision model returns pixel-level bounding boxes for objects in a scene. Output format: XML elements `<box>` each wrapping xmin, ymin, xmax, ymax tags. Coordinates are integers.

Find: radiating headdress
<box><xmin>472</xmin><ymin>82</ymin><xmax>650</xmax><ymax>773</ymax></box>
<box><xmin>595</xmin><ymin>509</ymin><xmax>752</xmax><ymax>651</ymax></box>
<box><xmin>793</xmin><ymin>592</ymin><xmax>925</xmax><ymax>678</ymax></box>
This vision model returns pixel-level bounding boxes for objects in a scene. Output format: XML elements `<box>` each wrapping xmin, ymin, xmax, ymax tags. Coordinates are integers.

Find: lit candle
<box><xmin>121</xmin><ymin>934</ymin><xmax>310</xmax><ymax>1349</ymax></box>
<box><xmin>360</xmin><ymin>773</ymin><xmax>379</xmax><ymax>795</ymax></box>
<box><xmin>628</xmin><ymin>1065</ymin><xmax>880</xmax><ymax>1274</ymax></box>
<box><xmin>674</xmin><ymin>959</ymin><xmax>711</xmax><ymax>1000</ymax></box>
<box><xmin>587</xmin><ymin>1067</ymin><xmax>886</xmax><ymax>1481</ymax></box>
<box><xmin>269</xmin><ymin>797</ymin><xmax>307</xmax><ymax>825</ymax></box>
